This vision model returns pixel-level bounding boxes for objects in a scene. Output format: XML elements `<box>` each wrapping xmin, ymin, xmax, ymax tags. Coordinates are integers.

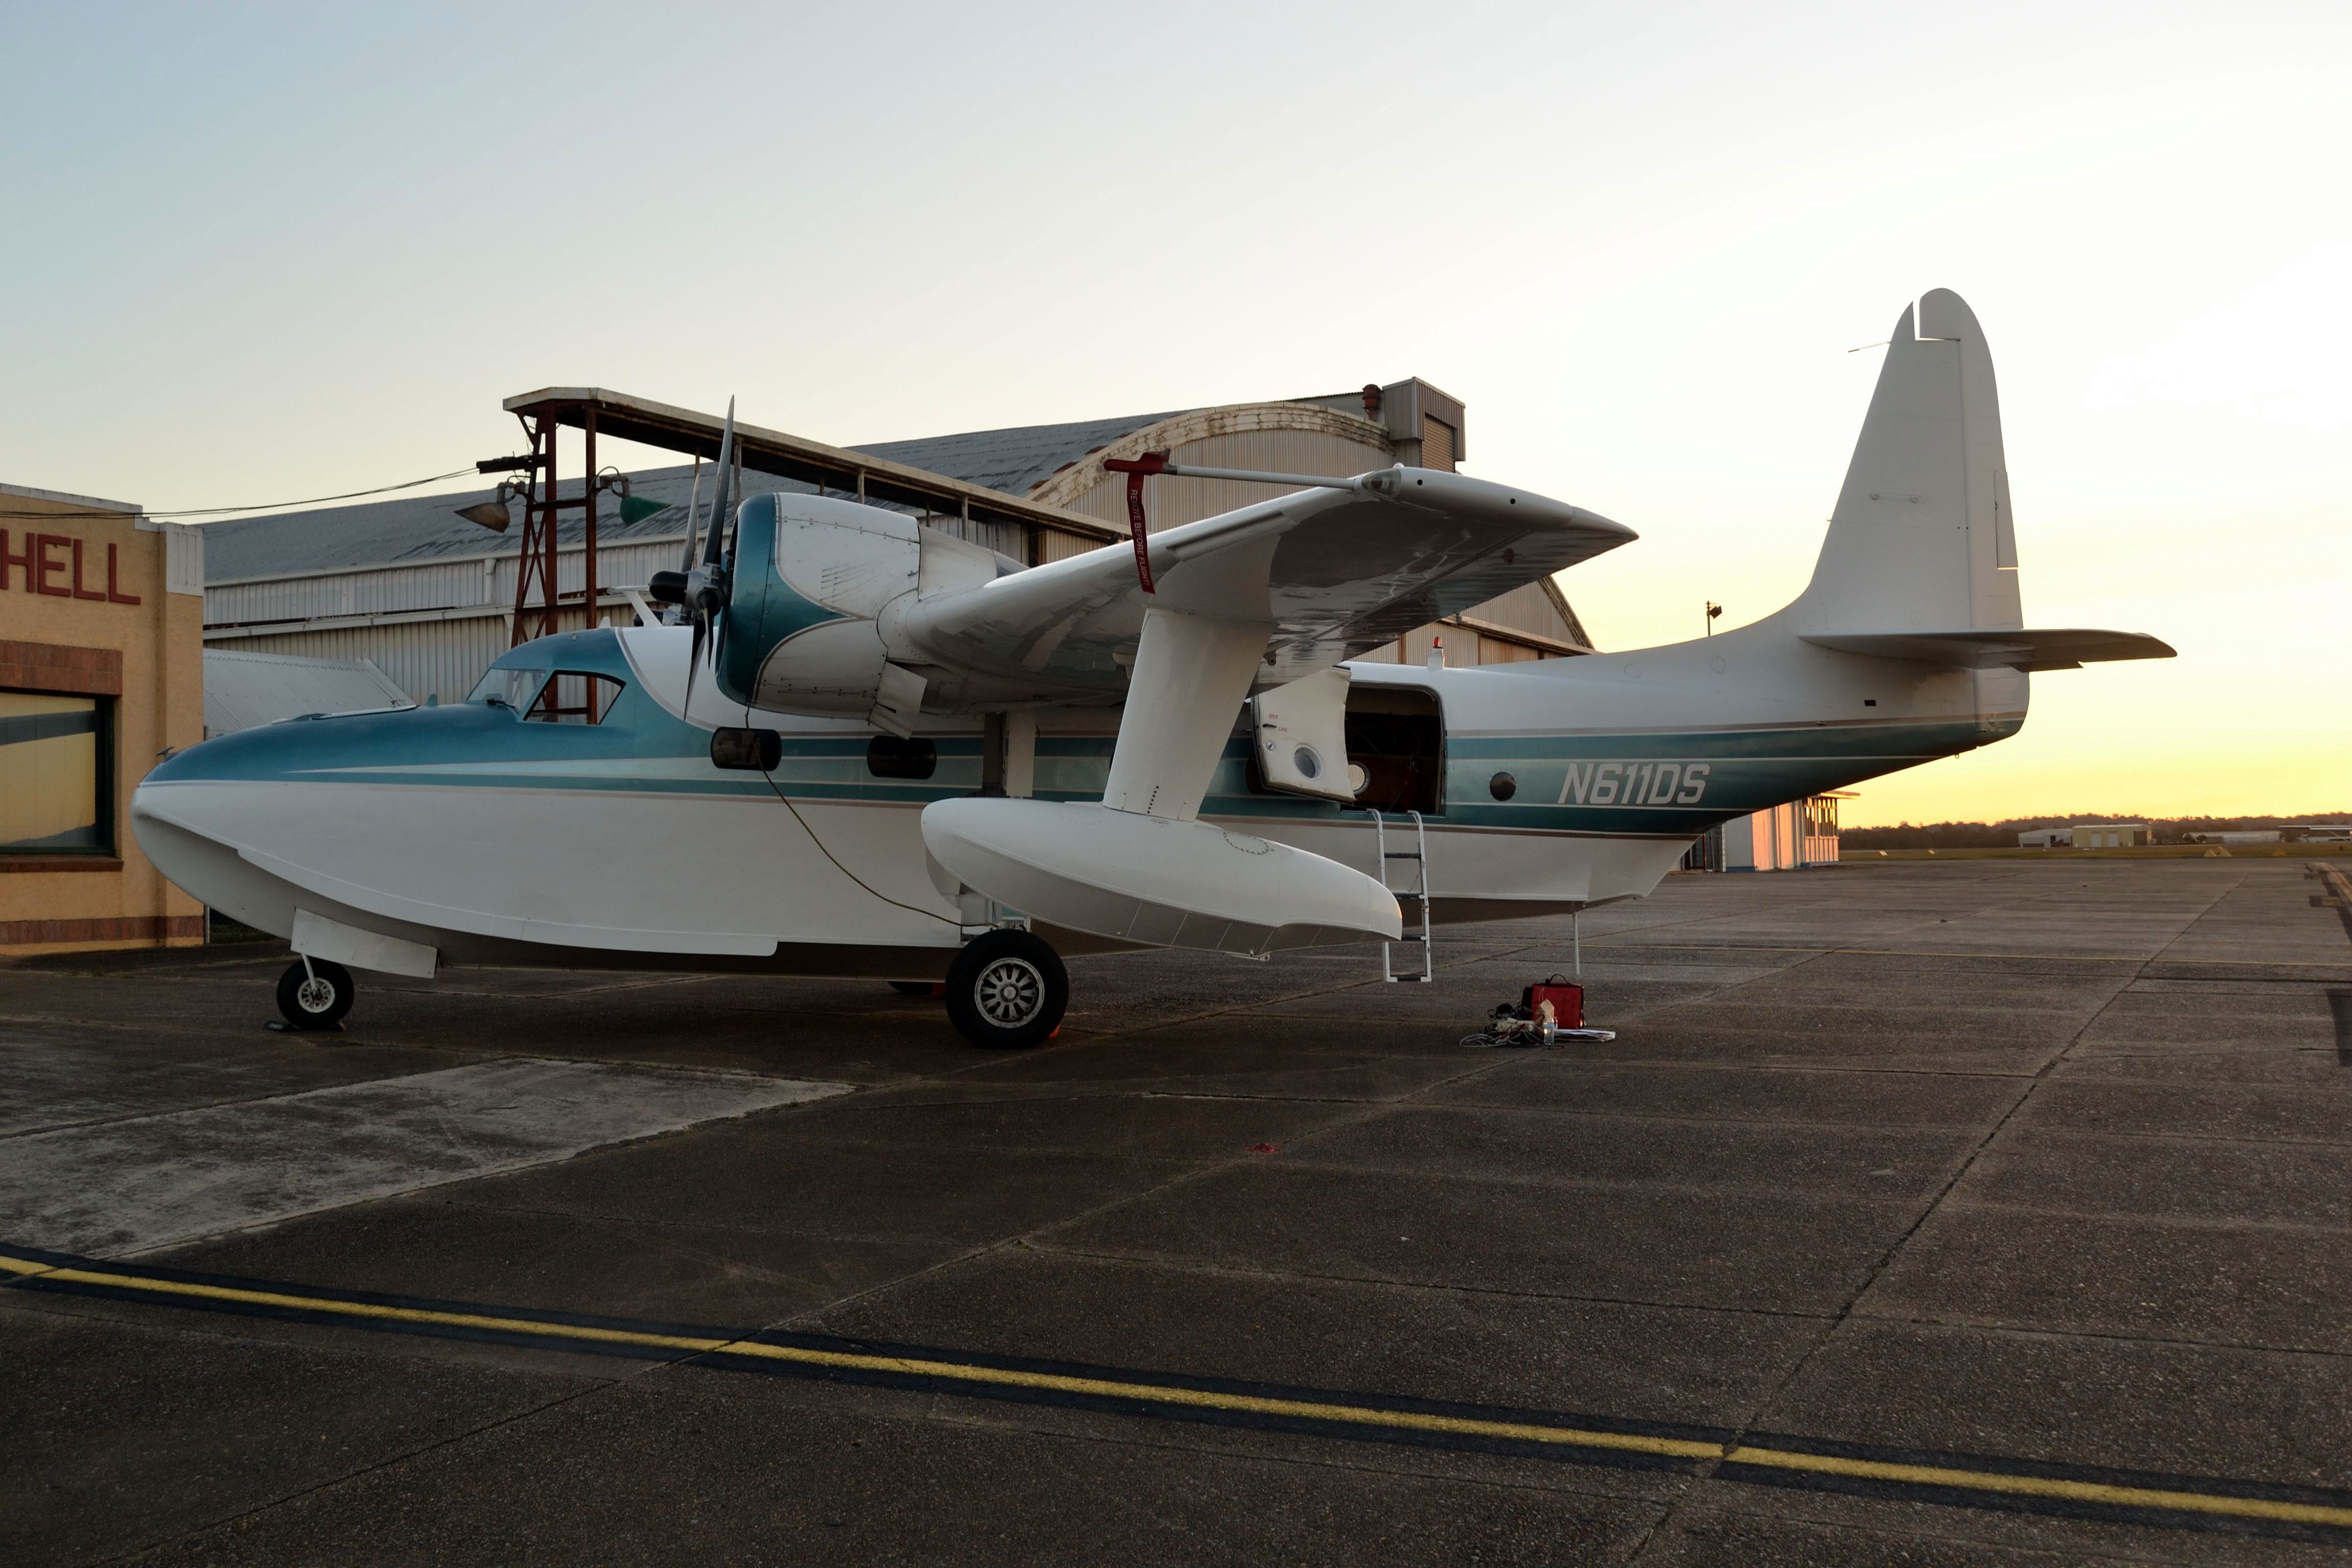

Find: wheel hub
<box><xmin>296</xmin><ymin>975</ymin><xmax>338</xmax><ymax>1014</ymax></box>
<box><xmin>972</xmin><ymin>957</ymin><xmax>1044</xmax><ymax>1027</ymax></box>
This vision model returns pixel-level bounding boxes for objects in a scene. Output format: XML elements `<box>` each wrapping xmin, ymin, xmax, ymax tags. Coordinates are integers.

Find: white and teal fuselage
<box><xmin>132</xmin><ymin>617</ymin><xmax>2011</xmax><ymax>978</ymax></box>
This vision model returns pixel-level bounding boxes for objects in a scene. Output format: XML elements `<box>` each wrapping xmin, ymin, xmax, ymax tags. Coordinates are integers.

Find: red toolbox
<box><xmin>1521</xmin><ymin>975</ymin><xmax>1584</xmax><ymax>1028</ymax></box>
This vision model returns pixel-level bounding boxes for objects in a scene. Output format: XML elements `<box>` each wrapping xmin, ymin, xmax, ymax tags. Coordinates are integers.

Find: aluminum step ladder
<box><xmin>1371</xmin><ymin>808</ymin><xmax>1433</xmax><ymax>983</ymax></box>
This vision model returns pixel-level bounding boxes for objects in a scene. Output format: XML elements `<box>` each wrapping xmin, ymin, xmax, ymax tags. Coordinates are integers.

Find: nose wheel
<box><xmin>276</xmin><ymin>958</ymin><xmax>355</xmax><ymax>1031</ymax></box>
<box><xmin>943</xmin><ymin>929</ymin><xmax>1067</xmax><ymax>1049</ymax></box>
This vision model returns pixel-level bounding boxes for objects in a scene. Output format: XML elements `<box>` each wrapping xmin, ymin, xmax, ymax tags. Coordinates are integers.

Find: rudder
<box><xmin>1792</xmin><ymin>289</ymin><xmax>2022</xmax><ymax>635</ymax></box>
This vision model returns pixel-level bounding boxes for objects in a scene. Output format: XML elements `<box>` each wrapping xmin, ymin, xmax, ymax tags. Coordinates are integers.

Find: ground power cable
<box><xmin>738</xmin><ymin>694</ymin><xmax>957</xmax><ymax>929</ymax></box>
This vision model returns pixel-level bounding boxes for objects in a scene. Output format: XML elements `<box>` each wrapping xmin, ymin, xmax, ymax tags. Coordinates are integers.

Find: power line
<box><xmin>0</xmin><ymin>465</ymin><xmax>483</xmax><ymax>525</ymax></box>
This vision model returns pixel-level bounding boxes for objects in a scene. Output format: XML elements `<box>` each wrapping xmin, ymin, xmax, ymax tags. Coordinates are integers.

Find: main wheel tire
<box><xmin>276</xmin><ymin>958</ymin><xmax>355</xmax><ymax>1031</ymax></box>
<box><xmin>943</xmin><ymin>930</ymin><xmax>1066</xmax><ymax>1049</ymax></box>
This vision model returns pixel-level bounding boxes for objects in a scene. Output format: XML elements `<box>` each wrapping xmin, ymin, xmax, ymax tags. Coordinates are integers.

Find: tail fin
<box><xmin>1792</xmin><ymin>289</ymin><xmax>2022</xmax><ymax>634</ymax></box>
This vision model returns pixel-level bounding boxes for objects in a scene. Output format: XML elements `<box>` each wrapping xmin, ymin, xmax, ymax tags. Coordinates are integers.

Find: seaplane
<box><xmin>134</xmin><ymin>290</ymin><xmax>2172</xmax><ymax>1048</ymax></box>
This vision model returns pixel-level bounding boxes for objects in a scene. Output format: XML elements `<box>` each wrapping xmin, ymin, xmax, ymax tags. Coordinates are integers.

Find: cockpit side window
<box><xmin>526</xmin><ymin>672</ymin><xmax>626</xmax><ymax>725</ymax></box>
<box><xmin>469</xmin><ymin>667</ymin><xmax>547</xmax><ymax>711</ymax></box>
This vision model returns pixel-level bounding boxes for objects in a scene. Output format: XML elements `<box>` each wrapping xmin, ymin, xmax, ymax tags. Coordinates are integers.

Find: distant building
<box><xmin>1685</xmin><ymin>793</ymin><xmax>1849</xmax><ymax>872</ymax></box>
<box><xmin>2295</xmin><ymin>824</ymin><xmax>2352</xmax><ymax>842</ymax></box>
<box><xmin>2072</xmin><ymin>823</ymin><xmax>2147</xmax><ymax>848</ymax></box>
<box><xmin>2018</xmin><ymin>827</ymin><xmax>2072</xmax><ymax>848</ymax></box>
<box><xmin>2186</xmin><ymin>829</ymin><xmax>2282</xmax><ymax>846</ymax></box>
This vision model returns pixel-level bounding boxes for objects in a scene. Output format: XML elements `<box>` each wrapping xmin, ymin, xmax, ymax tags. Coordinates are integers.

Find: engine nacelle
<box><xmin>716</xmin><ymin>494</ymin><xmax>918</xmax><ymax>715</ymax></box>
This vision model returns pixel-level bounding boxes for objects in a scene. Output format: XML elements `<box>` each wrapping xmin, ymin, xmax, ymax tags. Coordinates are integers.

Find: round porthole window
<box><xmin>1489</xmin><ymin>771</ymin><xmax>1517</xmax><ymax>801</ymax></box>
<box><xmin>1292</xmin><ymin>746</ymin><xmax>1322</xmax><ymax>780</ymax></box>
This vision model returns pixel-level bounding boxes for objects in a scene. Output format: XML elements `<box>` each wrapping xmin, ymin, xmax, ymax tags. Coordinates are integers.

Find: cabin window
<box><xmin>469</xmin><ymin>667</ymin><xmax>546</xmax><ymax>711</ymax></box>
<box><xmin>867</xmin><ymin>735</ymin><xmax>937</xmax><ymax>779</ymax></box>
<box><xmin>1345</xmin><ymin>686</ymin><xmax>1444</xmax><ymax>816</ymax></box>
<box><xmin>527</xmin><ymin>673</ymin><xmax>626</xmax><ymax>724</ymax></box>
<box><xmin>1</xmin><ymin>691</ymin><xmax>111</xmax><ymax>855</ymax></box>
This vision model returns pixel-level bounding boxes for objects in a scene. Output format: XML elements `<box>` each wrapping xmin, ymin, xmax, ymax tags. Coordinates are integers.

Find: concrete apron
<box><xmin>0</xmin><ymin>1058</ymin><xmax>847</xmax><ymax>1257</ymax></box>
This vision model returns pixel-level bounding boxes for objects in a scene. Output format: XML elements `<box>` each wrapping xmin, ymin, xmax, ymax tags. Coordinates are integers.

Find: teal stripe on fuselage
<box><xmin>150</xmin><ymin>630</ymin><xmax>2002</xmax><ymax>836</ymax></box>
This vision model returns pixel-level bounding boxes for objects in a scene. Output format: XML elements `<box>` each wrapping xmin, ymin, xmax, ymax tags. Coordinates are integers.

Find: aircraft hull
<box><xmin>132</xmin><ymin>625</ymin><xmax>1997</xmax><ymax>981</ymax></box>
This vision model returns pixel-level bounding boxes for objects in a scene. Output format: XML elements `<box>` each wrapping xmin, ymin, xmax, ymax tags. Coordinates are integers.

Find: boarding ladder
<box><xmin>1370</xmin><ymin>809</ymin><xmax>1433</xmax><ymax>983</ymax></box>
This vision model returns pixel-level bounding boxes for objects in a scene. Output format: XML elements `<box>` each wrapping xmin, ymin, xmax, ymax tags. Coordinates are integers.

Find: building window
<box><xmin>1</xmin><ymin>691</ymin><xmax>111</xmax><ymax>854</ymax></box>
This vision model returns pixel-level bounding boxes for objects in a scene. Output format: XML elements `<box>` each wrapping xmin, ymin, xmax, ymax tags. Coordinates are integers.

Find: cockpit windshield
<box><xmin>467</xmin><ymin>666</ymin><xmax>547</xmax><ymax>710</ymax></box>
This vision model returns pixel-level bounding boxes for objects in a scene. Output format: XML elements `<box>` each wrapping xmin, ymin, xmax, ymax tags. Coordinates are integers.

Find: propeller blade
<box><xmin>684</xmin><ymin>606</ymin><xmax>708</xmax><ymax>714</ymax></box>
<box><xmin>678</xmin><ymin>455</ymin><xmax>703</xmax><ymax>577</ymax></box>
<box><xmin>707</xmin><ymin>580</ymin><xmax>728</xmax><ymax>683</ymax></box>
<box><xmin>701</xmin><ymin>399</ymin><xmax>736</xmax><ymax>572</ymax></box>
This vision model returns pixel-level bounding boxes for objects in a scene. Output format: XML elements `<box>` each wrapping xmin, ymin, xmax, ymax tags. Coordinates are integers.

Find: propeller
<box><xmin>646</xmin><ymin>398</ymin><xmax>738</xmax><ymax>707</ymax></box>
<box><xmin>675</xmin><ymin>454</ymin><xmax>703</xmax><ymax>585</ymax></box>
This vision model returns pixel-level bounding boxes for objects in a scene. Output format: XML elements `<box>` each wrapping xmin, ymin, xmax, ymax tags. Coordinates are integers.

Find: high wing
<box><xmin>892</xmin><ymin>467</ymin><xmax>1633</xmax><ymax>695</ymax></box>
<box><xmin>1801</xmin><ymin>628</ymin><xmax>2175</xmax><ymax>672</ymax></box>
<box><xmin>911</xmin><ymin>467</ymin><xmax>1633</xmax><ymax>958</ymax></box>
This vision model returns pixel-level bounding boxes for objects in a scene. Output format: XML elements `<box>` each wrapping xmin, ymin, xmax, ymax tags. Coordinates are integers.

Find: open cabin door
<box><xmin>1345</xmin><ymin>685</ymin><xmax>1444</xmax><ymax>817</ymax></box>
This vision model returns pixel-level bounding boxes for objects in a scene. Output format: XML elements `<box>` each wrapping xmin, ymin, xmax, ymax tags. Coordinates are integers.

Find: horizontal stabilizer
<box><xmin>922</xmin><ymin>798</ymin><xmax>1401</xmax><ymax>953</ymax></box>
<box><xmin>1801</xmin><ymin>628</ymin><xmax>2175</xmax><ymax>672</ymax></box>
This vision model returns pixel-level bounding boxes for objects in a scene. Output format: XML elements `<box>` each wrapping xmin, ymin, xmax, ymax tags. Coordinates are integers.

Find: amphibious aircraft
<box><xmin>135</xmin><ymin>290</ymin><xmax>2171</xmax><ymax>1047</ymax></box>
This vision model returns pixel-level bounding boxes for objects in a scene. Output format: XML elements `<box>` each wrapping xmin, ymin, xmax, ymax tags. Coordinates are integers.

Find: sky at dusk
<box><xmin>2</xmin><ymin>2</ymin><xmax>2343</xmax><ymax>824</ymax></box>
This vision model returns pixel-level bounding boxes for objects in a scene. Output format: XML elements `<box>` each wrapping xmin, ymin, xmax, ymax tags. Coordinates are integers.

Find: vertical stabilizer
<box><xmin>1793</xmin><ymin>289</ymin><xmax>2022</xmax><ymax>634</ymax></box>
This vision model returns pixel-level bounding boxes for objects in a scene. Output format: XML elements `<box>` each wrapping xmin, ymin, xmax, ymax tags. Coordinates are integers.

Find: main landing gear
<box><xmin>276</xmin><ymin>957</ymin><xmax>355</xmax><ymax>1031</ymax></box>
<box><xmin>942</xmin><ymin>929</ymin><xmax>1067</xmax><ymax>1049</ymax></box>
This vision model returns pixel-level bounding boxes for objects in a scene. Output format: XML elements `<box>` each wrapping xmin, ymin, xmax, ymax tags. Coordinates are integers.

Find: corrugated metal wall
<box><xmin>207</xmin><ymin>539</ymin><xmax>689</xmax><ymax>628</ymax></box>
<box><xmin>206</xmin><ymin>617</ymin><xmax>515</xmax><ymax>706</ymax></box>
<box><xmin>1055</xmin><ymin>429</ymin><xmax>1394</xmax><ymax>533</ymax></box>
<box><xmin>204</xmin><ymin>537</ymin><xmax>701</xmax><ymax>705</ymax></box>
<box><xmin>913</xmin><ymin>514</ymin><xmax>1030</xmax><ymax>561</ymax></box>
<box><xmin>1458</xmin><ymin>581</ymin><xmax>1578</xmax><ymax>645</ymax></box>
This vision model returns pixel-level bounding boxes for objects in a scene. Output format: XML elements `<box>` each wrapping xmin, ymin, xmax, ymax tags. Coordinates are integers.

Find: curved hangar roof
<box><xmin>200</xmin><ymin>384</ymin><xmax>1447</xmax><ymax>583</ymax></box>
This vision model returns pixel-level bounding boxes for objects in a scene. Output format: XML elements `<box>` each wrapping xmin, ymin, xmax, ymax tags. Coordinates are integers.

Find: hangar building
<box><xmin>198</xmin><ymin>380</ymin><xmax>1595</xmax><ymax>705</ymax></box>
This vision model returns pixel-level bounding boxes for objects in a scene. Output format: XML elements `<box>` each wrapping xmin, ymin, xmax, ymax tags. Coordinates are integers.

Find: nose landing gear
<box><xmin>276</xmin><ymin>957</ymin><xmax>355</xmax><ymax>1031</ymax></box>
<box><xmin>943</xmin><ymin>929</ymin><xmax>1067</xmax><ymax>1049</ymax></box>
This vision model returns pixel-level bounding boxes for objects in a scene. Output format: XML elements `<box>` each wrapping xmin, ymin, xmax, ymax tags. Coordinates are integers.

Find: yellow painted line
<box><xmin>1829</xmin><ymin>948</ymin><xmax>2147</xmax><ymax>962</ymax></box>
<box><xmin>712</xmin><ymin>1340</ymin><xmax>1724</xmax><ymax>1459</ymax></box>
<box><xmin>1725</xmin><ymin>1446</ymin><xmax>2352</xmax><ymax>1530</ymax></box>
<box><xmin>4</xmin><ymin>1253</ymin><xmax>1712</xmax><ymax>1461</ymax></box>
<box><xmin>10</xmin><ymin>1249</ymin><xmax>2350</xmax><ymax>1530</ymax></box>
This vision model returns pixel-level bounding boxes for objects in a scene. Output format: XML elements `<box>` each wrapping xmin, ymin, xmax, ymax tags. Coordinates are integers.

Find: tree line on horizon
<box><xmin>1844</xmin><ymin>814</ymin><xmax>2352</xmax><ymax>849</ymax></box>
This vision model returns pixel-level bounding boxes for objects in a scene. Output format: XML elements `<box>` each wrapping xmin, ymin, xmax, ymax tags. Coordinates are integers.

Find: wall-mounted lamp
<box><xmin>596</xmin><ymin>468</ymin><xmax>670</xmax><ymax>527</ymax></box>
<box><xmin>455</xmin><ymin>478</ymin><xmax>528</xmax><ymax>532</ymax></box>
